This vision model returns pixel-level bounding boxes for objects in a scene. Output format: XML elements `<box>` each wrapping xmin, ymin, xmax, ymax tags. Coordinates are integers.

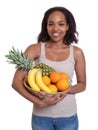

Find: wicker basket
<box><xmin>23</xmin><ymin>79</ymin><xmax>70</xmax><ymax>99</ymax></box>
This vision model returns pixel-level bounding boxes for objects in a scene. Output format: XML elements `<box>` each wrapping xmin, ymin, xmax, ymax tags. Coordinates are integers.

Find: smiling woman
<box><xmin>10</xmin><ymin>6</ymin><xmax>86</xmax><ymax>130</ymax></box>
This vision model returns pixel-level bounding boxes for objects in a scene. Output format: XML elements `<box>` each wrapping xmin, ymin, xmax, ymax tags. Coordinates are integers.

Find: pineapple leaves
<box><xmin>5</xmin><ymin>47</ymin><xmax>33</xmax><ymax>71</ymax></box>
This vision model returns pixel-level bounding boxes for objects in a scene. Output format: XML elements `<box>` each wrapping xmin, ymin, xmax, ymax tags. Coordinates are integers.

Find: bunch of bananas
<box><xmin>26</xmin><ymin>68</ymin><xmax>52</xmax><ymax>93</ymax></box>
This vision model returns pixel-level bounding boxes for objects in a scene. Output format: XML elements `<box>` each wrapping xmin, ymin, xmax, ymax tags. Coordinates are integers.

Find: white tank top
<box><xmin>33</xmin><ymin>42</ymin><xmax>77</xmax><ymax>117</ymax></box>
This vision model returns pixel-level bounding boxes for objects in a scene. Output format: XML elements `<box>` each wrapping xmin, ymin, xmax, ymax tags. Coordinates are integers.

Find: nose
<box><xmin>52</xmin><ymin>24</ymin><xmax>58</xmax><ymax>31</ymax></box>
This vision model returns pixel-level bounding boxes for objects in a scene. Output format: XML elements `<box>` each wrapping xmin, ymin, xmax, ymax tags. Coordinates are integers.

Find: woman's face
<box><xmin>47</xmin><ymin>11</ymin><xmax>69</xmax><ymax>42</ymax></box>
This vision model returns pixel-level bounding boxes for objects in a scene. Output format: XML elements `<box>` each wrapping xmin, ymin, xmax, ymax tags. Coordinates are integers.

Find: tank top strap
<box><xmin>40</xmin><ymin>42</ymin><xmax>45</xmax><ymax>58</ymax></box>
<box><xmin>69</xmin><ymin>45</ymin><xmax>75</xmax><ymax>64</ymax></box>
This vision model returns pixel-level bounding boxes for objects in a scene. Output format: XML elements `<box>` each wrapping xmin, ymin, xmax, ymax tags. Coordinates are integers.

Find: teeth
<box><xmin>53</xmin><ymin>33</ymin><xmax>59</xmax><ymax>36</ymax></box>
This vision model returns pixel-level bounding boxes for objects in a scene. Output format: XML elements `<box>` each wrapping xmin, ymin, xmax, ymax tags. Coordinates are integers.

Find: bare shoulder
<box><xmin>24</xmin><ymin>43</ymin><xmax>41</xmax><ymax>60</ymax></box>
<box><xmin>73</xmin><ymin>45</ymin><xmax>85</xmax><ymax>61</ymax></box>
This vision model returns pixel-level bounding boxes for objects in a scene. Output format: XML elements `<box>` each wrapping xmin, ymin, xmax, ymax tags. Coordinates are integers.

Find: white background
<box><xmin>0</xmin><ymin>0</ymin><xmax>98</xmax><ymax>130</ymax></box>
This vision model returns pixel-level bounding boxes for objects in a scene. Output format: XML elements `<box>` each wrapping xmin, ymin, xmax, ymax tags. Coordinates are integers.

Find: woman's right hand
<box><xmin>36</xmin><ymin>93</ymin><xmax>66</xmax><ymax>108</ymax></box>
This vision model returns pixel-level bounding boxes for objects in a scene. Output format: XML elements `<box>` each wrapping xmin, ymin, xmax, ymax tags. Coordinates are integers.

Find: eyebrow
<box><xmin>48</xmin><ymin>20</ymin><xmax>65</xmax><ymax>23</ymax></box>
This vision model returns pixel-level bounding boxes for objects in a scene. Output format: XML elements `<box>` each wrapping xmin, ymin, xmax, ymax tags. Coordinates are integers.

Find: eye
<box><xmin>47</xmin><ymin>23</ymin><xmax>54</xmax><ymax>26</ymax></box>
<box><xmin>59</xmin><ymin>23</ymin><xmax>65</xmax><ymax>26</ymax></box>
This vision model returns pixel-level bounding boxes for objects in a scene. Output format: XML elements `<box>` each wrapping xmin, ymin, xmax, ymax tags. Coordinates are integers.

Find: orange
<box><xmin>48</xmin><ymin>84</ymin><xmax>58</xmax><ymax>93</ymax></box>
<box><xmin>50</xmin><ymin>71</ymin><xmax>60</xmax><ymax>83</ymax></box>
<box><xmin>60</xmin><ymin>72</ymin><xmax>69</xmax><ymax>80</ymax></box>
<box><xmin>42</xmin><ymin>75</ymin><xmax>51</xmax><ymax>86</ymax></box>
<box><xmin>56</xmin><ymin>79</ymin><xmax>69</xmax><ymax>91</ymax></box>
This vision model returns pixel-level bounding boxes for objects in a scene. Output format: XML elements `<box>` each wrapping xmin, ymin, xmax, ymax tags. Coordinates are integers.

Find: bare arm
<box><xmin>68</xmin><ymin>46</ymin><xmax>86</xmax><ymax>94</ymax></box>
<box><xmin>12</xmin><ymin>69</ymin><xmax>42</xmax><ymax>104</ymax></box>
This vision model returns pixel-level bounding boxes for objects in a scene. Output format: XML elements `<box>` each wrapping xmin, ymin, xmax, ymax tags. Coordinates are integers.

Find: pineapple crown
<box><xmin>5</xmin><ymin>47</ymin><xmax>33</xmax><ymax>71</ymax></box>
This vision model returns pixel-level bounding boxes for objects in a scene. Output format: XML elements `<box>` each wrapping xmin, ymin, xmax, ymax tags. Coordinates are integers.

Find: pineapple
<box><xmin>5</xmin><ymin>47</ymin><xmax>55</xmax><ymax>76</ymax></box>
<box><xmin>34</xmin><ymin>63</ymin><xmax>55</xmax><ymax>76</ymax></box>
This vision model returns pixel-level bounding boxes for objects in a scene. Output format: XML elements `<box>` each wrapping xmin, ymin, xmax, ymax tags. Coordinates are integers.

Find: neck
<box><xmin>46</xmin><ymin>41</ymin><xmax>69</xmax><ymax>49</ymax></box>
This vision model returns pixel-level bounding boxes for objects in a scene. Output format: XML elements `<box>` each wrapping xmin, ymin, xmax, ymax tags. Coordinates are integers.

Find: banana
<box><xmin>28</xmin><ymin>68</ymin><xmax>40</xmax><ymax>91</ymax></box>
<box><xmin>35</xmin><ymin>69</ymin><xmax>52</xmax><ymax>93</ymax></box>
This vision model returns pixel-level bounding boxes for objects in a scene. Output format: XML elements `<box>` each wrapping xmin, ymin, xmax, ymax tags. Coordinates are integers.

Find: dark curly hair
<box><xmin>37</xmin><ymin>6</ymin><xmax>78</xmax><ymax>45</ymax></box>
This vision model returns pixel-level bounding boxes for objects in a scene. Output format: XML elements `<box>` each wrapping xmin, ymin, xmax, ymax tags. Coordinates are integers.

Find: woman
<box><xmin>12</xmin><ymin>6</ymin><xmax>86</xmax><ymax>130</ymax></box>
